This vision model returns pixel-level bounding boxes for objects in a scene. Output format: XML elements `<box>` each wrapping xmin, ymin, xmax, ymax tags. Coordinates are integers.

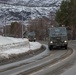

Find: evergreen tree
<box><xmin>55</xmin><ymin>0</ymin><xmax>70</xmax><ymax>26</ymax></box>
<box><xmin>55</xmin><ymin>0</ymin><xmax>76</xmax><ymax>39</ymax></box>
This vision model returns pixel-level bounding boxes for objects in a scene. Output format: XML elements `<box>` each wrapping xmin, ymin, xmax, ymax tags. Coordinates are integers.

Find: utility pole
<box><xmin>4</xmin><ymin>3</ymin><xmax>6</xmax><ymax>36</ymax></box>
<box><xmin>21</xmin><ymin>4</ymin><xmax>24</xmax><ymax>39</ymax></box>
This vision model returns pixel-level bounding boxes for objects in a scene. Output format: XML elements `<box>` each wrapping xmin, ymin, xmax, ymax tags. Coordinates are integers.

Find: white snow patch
<box><xmin>0</xmin><ymin>36</ymin><xmax>42</xmax><ymax>58</ymax></box>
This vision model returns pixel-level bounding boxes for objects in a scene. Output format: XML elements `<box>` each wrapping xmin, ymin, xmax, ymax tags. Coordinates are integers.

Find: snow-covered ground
<box><xmin>0</xmin><ymin>0</ymin><xmax>62</xmax><ymax>25</ymax></box>
<box><xmin>0</xmin><ymin>36</ymin><xmax>42</xmax><ymax>58</ymax></box>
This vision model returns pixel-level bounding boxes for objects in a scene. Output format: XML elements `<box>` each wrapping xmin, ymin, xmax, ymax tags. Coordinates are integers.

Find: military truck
<box><xmin>28</xmin><ymin>31</ymin><xmax>36</xmax><ymax>42</ymax></box>
<box><xmin>48</xmin><ymin>27</ymin><xmax>68</xmax><ymax>50</ymax></box>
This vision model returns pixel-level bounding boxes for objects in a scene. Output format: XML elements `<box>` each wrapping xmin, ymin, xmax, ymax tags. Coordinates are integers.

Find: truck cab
<box><xmin>48</xmin><ymin>27</ymin><xmax>68</xmax><ymax>50</ymax></box>
<box><xmin>28</xmin><ymin>31</ymin><xmax>36</xmax><ymax>42</ymax></box>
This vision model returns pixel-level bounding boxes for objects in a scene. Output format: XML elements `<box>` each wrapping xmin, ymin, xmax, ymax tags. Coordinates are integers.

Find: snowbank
<box><xmin>0</xmin><ymin>36</ymin><xmax>42</xmax><ymax>58</ymax></box>
<box><xmin>0</xmin><ymin>36</ymin><xmax>29</xmax><ymax>51</ymax></box>
<box><xmin>0</xmin><ymin>36</ymin><xmax>28</xmax><ymax>45</ymax></box>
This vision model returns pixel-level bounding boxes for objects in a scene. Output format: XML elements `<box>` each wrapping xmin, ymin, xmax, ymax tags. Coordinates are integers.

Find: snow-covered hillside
<box><xmin>0</xmin><ymin>0</ymin><xmax>62</xmax><ymax>25</ymax></box>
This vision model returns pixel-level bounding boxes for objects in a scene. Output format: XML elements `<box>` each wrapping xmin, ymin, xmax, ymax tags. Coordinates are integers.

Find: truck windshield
<box><xmin>49</xmin><ymin>27</ymin><xmax>67</xmax><ymax>37</ymax></box>
<box><xmin>28</xmin><ymin>31</ymin><xmax>35</xmax><ymax>36</ymax></box>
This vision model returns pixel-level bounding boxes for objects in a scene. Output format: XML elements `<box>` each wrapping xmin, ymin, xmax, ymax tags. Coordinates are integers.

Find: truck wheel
<box><xmin>34</xmin><ymin>40</ymin><xmax>35</xmax><ymax>42</ymax></box>
<box><xmin>65</xmin><ymin>45</ymin><xmax>67</xmax><ymax>49</ymax></box>
<box><xmin>49</xmin><ymin>45</ymin><xmax>53</xmax><ymax>50</ymax></box>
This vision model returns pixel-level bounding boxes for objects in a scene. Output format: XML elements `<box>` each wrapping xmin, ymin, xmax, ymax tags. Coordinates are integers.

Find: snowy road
<box><xmin>0</xmin><ymin>37</ymin><xmax>75</xmax><ymax>75</ymax></box>
<box><xmin>38</xmin><ymin>41</ymin><xmax>76</xmax><ymax>75</ymax></box>
<box><xmin>0</xmin><ymin>44</ymin><xmax>72</xmax><ymax>75</ymax></box>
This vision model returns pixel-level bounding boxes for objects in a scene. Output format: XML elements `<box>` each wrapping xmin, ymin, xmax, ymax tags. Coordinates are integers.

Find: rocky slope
<box><xmin>0</xmin><ymin>0</ymin><xmax>62</xmax><ymax>25</ymax></box>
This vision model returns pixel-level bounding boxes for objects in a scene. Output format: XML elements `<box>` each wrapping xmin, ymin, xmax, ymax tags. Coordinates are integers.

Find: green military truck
<box><xmin>28</xmin><ymin>31</ymin><xmax>36</xmax><ymax>42</ymax></box>
<box><xmin>48</xmin><ymin>27</ymin><xmax>68</xmax><ymax>50</ymax></box>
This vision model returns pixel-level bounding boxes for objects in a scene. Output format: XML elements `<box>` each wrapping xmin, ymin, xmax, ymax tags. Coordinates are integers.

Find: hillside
<box><xmin>0</xmin><ymin>0</ymin><xmax>62</xmax><ymax>25</ymax></box>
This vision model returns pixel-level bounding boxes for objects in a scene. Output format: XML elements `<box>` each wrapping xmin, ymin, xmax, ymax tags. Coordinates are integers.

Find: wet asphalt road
<box><xmin>34</xmin><ymin>41</ymin><xmax>76</xmax><ymax>75</ymax></box>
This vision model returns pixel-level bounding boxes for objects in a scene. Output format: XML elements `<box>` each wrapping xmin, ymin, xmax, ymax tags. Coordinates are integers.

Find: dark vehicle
<box><xmin>28</xmin><ymin>31</ymin><xmax>36</xmax><ymax>42</ymax></box>
<box><xmin>48</xmin><ymin>27</ymin><xmax>68</xmax><ymax>50</ymax></box>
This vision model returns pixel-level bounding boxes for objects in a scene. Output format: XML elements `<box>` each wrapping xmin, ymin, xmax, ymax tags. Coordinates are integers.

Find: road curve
<box><xmin>25</xmin><ymin>41</ymin><xmax>75</xmax><ymax>75</ymax></box>
<box><xmin>0</xmin><ymin>43</ymin><xmax>72</xmax><ymax>75</ymax></box>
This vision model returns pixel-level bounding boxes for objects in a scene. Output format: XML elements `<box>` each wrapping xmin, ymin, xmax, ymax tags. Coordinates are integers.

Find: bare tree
<box><xmin>28</xmin><ymin>17</ymin><xmax>53</xmax><ymax>40</ymax></box>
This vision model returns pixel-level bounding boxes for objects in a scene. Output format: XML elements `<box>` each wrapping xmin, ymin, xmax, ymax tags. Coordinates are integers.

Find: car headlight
<box><xmin>50</xmin><ymin>41</ymin><xmax>53</xmax><ymax>43</ymax></box>
<box><xmin>64</xmin><ymin>40</ymin><xmax>67</xmax><ymax>43</ymax></box>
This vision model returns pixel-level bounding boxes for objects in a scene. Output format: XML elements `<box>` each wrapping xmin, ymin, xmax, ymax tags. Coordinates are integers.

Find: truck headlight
<box><xmin>64</xmin><ymin>40</ymin><xmax>67</xmax><ymax>43</ymax></box>
<box><xmin>50</xmin><ymin>41</ymin><xmax>53</xmax><ymax>43</ymax></box>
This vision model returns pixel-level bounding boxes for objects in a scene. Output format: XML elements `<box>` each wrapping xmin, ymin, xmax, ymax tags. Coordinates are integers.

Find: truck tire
<box><xmin>48</xmin><ymin>45</ymin><xmax>53</xmax><ymax>50</ymax></box>
<box><xmin>65</xmin><ymin>45</ymin><xmax>67</xmax><ymax>49</ymax></box>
